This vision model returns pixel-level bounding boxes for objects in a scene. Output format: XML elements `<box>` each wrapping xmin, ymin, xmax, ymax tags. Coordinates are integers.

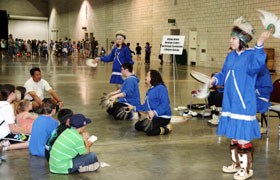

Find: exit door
<box><xmin>188</xmin><ymin>30</ymin><xmax>197</xmax><ymax>65</ymax></box>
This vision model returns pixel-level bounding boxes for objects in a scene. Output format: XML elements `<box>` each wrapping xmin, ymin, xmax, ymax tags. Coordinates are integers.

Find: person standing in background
<box><xmin>145</xmin><ymin>42</ymin><xmax>151</xmax><ymax>64</ymax></box>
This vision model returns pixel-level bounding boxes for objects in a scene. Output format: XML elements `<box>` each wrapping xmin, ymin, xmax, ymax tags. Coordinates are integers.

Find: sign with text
<box><xmin>160</xmin><ymin>35</ymin><xmax>185</xmax><ymax>55</ymax></box>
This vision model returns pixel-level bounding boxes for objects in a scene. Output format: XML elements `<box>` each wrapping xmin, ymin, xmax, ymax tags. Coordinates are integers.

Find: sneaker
<box><xmin>233</xmin><ymin>168</ymin><xmax>253</xmax><ymax>180</ymax></box>
<box><xmin>222</xmin><ymin>162</ymin><xmax>240</xmax><ymax>173</ymax></box>
<box><xmin>209</xmin><ymin>118</ymin><xmax>219</xmax><ymax>125</ymax></box>
<box><xmin>78</xmin><ymin>162</ymin><xmax>100</xmax><ymax>173</ymax></box>
<box><xmin>208</xmin><ymin>114</ymin><xmax>219</xmax><ymax>125</ymax></box>
<box><xmin>201</xmin><ymin>109</ymin><xmax>211</xmax><ymax>117</ymax></box>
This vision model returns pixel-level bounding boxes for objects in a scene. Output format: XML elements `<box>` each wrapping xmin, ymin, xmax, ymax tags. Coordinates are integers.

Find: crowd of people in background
<box><xmin>0</xmin><ymin>34</ymin><xmax>105</xmax><ymax>59</ymax></box>
<box><xmin>0</xmin><ymin>34</ymin><xmax>157</xmax><ymax>65</ymax></box>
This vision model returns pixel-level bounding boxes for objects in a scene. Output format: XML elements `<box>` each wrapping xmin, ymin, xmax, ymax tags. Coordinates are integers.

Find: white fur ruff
<box><xmin>115</xmin><ymin>30</ymin><xmax>126</xmax><ymax>39</ymax></box>
<box><xmin>258</xmin><ymin>9</ymin><xmax>280</xmax><ymax>38</ymax></box>
<box><xmin>196</xmin><ymin>82</ymin><xmax>210</xmax><ymax>99</ymax></box>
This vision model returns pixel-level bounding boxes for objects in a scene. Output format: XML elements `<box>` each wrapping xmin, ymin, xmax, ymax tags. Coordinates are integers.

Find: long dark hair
<box><xmin>232</xmin><ymin>26</ymin><xmax>250</xmax><ymax>51</ymax></box>
<box><xmin>16</xmin><ymin>86</ymin><xmax>26</xmax><ymax>100</ymax></box>
<box><xmin>150</xmin><ymin>70</ymin><xmax>165</xmax><ymax>86</ymax></box>
<box><xmin>116</xmin><ymin>42</ymin><xmax>126</xmax><ymax>48</ymax></box>
<box><xmin>0</xmin><ymin>84</ymin><xmax>15</xmax><ymax>101</ymax></box>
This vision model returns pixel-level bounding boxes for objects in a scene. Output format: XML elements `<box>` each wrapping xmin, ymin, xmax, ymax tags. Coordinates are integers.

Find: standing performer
<box><xmin>129</xmin><ymin>70</ymin><xmax>173</xmax><ymax>136</ymax></box>
<box><xmin>209</xmin><ymin>16</ymin><xmax>272</xmax><ymax>180</ymax></box>
<box><xmin>94</xmin><ymin>31</ymin><xmax>134</xmax><ymax>88</ymax></box>
<box><xmin>107</xmin><ymin>63</ymin><xmax>141</xmax><ymax>120</ymax></box>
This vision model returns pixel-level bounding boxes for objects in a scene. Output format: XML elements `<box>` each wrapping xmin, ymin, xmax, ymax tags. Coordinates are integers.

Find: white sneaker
<box><xmin>78</xmin><ymin>162</ymin><xmax>100</xmax><ymax>173</ymax></box>
<box><xmin>233</xmin><ymin>168</ymin><xmax>253</xmax><ymax>180</ymax></box>
<box><xmin>187</xmin><ymin>110</ymin><xmax>197</xmax><ymax>117</ymax></box>
<box><xmin>201</xmin><ymin>109</ymin><xmax>211</xmax><ymax>117</ymax></box>
<box><xmin>222</xmin><ymin>162</ymin><xmax>240</xmax><ymax>173</ymax></box>
<box><xmin>208</xmin><ymin>114</ymin><xmax>219</xmax><ymax>125</ymax></box>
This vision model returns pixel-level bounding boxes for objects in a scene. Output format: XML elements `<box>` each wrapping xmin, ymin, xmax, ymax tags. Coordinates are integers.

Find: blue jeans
<box><xmin>88</xmin><ymin>49</ymin><xmax>94</xmax><ymax>58</ymax></box>
<box><xmin>8</xmin><ymin>46</ymin><xmax>14</xmax><ymax>57</ymax></box>
<box><xmin>68</xmin><ymin>152</ymin><xmax>98</xmax><ymax>173</ymax></box>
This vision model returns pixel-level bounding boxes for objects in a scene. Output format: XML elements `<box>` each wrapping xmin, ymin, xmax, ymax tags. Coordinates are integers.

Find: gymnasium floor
<box><xmin>0</xmin><ymin>55</ymin><xmax>279</xmax><ymax>180</ymax></box>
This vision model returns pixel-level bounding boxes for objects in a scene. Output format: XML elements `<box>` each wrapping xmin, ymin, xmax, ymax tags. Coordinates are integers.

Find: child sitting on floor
<box><xmin>16</xmin><ymin>100</ymin><xmax>38</xmax><ymax>133</ymax></box>
<box><xmin>29</xmin><ymin>98</ymin><xmax>58</xmax><ymax>157</ymax></box>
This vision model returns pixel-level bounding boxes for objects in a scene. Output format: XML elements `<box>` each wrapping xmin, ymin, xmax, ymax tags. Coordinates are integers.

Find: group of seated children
<box><xmin>0</xmin><ymin>63</ymin><xmax>172</xmax><ymax>174</ymax></box>
<box><xmin>0</xmin><ymin>84</ymin><xmax>99</xmax><ymax>174</ymax></box>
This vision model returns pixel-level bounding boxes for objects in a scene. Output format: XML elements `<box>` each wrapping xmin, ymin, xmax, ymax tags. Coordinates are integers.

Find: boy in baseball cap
<box><xmin>49</xmin><ymin>114</ymin><xmax>99</xmax><ymax>174</ymax></box>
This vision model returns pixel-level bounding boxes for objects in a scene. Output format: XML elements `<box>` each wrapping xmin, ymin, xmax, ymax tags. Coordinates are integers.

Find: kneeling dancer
<box><xmin>129</xmin><ymin>70</ymin><xmax>173</xmax><ymax>136</ymax></box>
<box><xmin>107</xmin><ymin>62</ymin><xmax>141</xmax><ymax>120</ymax></box>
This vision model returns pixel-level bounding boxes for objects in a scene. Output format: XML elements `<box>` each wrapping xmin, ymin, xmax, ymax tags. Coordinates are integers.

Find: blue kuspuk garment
<box><xmin>213</xmin><ymin>44</ymin><xmax>266</xmax><ymax>141</ymax></box>
<box><xmin>100</xmin><ymin>45</ymin><xmax>134</xmax><ymax>84</ymax></box>
<box><xmin>134</xmin><ymin>84</ymin><xmax>172</xmax><ymax>118</ymax></box>
<box><xmin>119</xmin><ymin>75</ymin><xmax>141</xmax><ymax>107</ymax></box>
<box><xmin>255</xmin><ymin>67</ymin><xmax>273</xmax><ymax>113</ymax></box>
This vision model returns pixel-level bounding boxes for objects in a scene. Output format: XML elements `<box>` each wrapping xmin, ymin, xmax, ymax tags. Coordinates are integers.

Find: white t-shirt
<box><xmin>24</xmin><ymin>78</ymin><xmax>52</xmax><ymax>100</ymax></box>
<box><xmin>0</xmin><ymin>101</ymin><xmax>15</xmax><ymax>139</ymax></box>
<box><xmin>1</xmin><ymin>41</ymin><xmax>5</xmax><ymax>48</ymax></box>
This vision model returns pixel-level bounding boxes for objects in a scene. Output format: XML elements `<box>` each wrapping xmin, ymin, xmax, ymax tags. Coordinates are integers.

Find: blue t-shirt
<box><xmin>29</xmin><ymin>115</ymin><xmax>58</xmax><ymax>157</ymax></box>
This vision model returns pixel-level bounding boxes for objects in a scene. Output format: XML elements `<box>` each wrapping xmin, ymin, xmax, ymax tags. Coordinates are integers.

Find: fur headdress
<box><xmin>115</xmin><ymin>30</ymin><xmax>126</xmax><ymax>39</ymax></box>
<box><xmin>232</xmin><ymin>16</ymin><xmax>255</xmax><ymax>44</ymax></box>
<box><xmin>258</xmin><ymin>9</ymin><xmax>280</xmax><ymax>38</ymax></box>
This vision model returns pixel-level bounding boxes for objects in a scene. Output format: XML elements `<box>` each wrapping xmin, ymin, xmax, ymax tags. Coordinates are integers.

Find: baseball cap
<box><xmin>70</xmin><ymin>114</ymin><xmax>91</xmax><ymax>128</ymax></box>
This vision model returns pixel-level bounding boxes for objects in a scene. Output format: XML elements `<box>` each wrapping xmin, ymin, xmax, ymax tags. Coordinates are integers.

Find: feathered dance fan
<box><xmin>138</xmin><ymin>116</ymin><xmax>153</xmax><ymax>131</ymax></box>
<box><xmin>258</xmin><ymin>9</ymin><xmax>280</xmax><ymax>38</ymax></box>
<box><xmin>115</xmin><ymin>107</ymin><xmax>132</xmax><ymax>120</ymax></box>
<box><xmin>99</xmin><ymin>93</ymin><xmax>115</xmax><ymax>109</ymax></box>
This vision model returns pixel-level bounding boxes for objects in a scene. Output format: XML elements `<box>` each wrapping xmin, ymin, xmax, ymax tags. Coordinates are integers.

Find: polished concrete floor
<box><xmin>0</xmin><ymin>55</ymin><xmax>280</xmax><ymax>180</ymax></box>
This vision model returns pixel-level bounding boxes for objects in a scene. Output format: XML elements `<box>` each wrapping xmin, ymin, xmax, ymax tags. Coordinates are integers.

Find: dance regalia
<box><xmin>100</xmin><ymin>45</ymin><xmax>134</xmax><ymax>84</ymax></box>
<box><xmin>214</xmin><ymin>44</ymin><xmax>266</xmax><ymax>141</ymax></box>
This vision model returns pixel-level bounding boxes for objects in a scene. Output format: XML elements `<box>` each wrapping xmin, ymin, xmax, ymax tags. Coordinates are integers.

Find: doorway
<box><xmin>90</xmin><ymin>33</ymin><xmax>94</xmax><ymax>41</ymax></box>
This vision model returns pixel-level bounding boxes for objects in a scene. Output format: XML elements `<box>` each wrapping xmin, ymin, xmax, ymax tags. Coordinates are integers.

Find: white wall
<box><xmin>48</xmin><ymin>0</ymin><xmax>280</xmax><ymax>73</ymax></box>
<box><xmin>9</xmin><ymin>20</ymin><xmax>48</xmax><ymax>41</ymax></box>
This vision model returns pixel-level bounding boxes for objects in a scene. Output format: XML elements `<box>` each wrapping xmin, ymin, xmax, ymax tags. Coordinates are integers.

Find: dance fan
<box><xmin>190</xmin><ymin>70</ymin><xmax>210</xmax><ymax>99</ymax></box>
<box><xmin>190</xmin><ymin>71</ymin><xmax>211</xmax><ymax>84</ymax></box>
<box><xmin>258</xmin><ymin>9</ymin><xmax>280</xmax><ymax>38</ymax></box>
<box><xmin>115</xmin><ymin>107</ymin><xmax>132</xmax><ymax>120</ymax></box>
<box><xmin>86</xmin><ymin>59</ymin><xmax>98</xmax><ymax>67</ymax></box>
<box><xmin>99</xmin><ymin>93</ymin><xmax>115</xmax><ymax>109</ymax></box>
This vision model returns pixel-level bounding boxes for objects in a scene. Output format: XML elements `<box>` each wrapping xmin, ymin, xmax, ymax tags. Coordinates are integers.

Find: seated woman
<box><xmin>129</xmin><ymin>70</ymin><xmax>173</xmax><ymax>136</ymax></box>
